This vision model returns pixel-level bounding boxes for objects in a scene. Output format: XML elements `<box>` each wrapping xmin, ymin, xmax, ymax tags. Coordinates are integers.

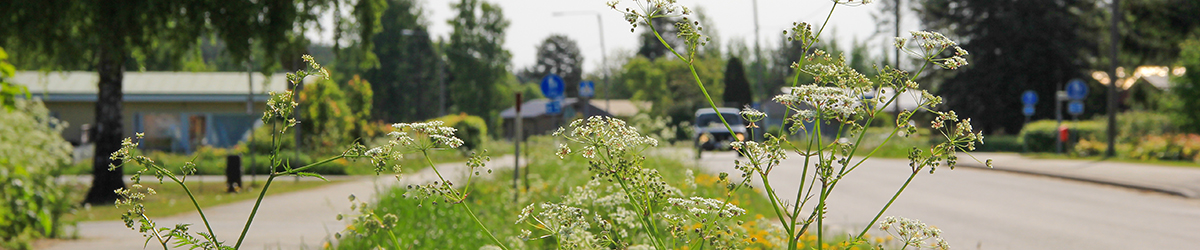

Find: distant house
<box><xmin>12</xmin><ymin>71</ymin><xmax>288</xmax><ymax>153</ymax></box>
<box><xmin>499</xmin><ymin>98</ymin><xmax>649</xmax><ymax>139</ymax></box>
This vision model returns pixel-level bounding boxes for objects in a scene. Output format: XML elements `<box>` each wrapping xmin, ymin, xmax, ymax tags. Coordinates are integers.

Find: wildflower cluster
<box><xmin>879</xmin><ymin>216</ymin><xmax>950</xmax><ymax>250</ymax></box>
<box><xmin>661</xmin><ymin>197</ymin><xmax>748</xmax><ymax>248</ymax></box>
<box><xmin>774</xmin><ymin>85</ymin><xmax>869</xmax><ymax>123</ymax></box>
<box><xmin>554</xmin><ymin>116</ymin><xmax>658</xmax><ymax>160</ymax></box>
<box><xmin>801</xmin><ymin>50</ymin><xmax>872</xmax><ymax>89</ymax></box>
<box><xmin>609</xmin><ymin>0</ymin><xmax>710</xmax><ymax>56</ymax></box>
<box><xmin>896</xmin><ymin>31</ymin><xmax>969</xmax><ymax>70</ymax></box>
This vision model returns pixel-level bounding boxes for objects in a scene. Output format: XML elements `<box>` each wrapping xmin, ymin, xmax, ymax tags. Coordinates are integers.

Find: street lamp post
<box><xmin>552</xmin><ymin>11</ymin><xmax>610</xmax><ymax>112</ymax></box>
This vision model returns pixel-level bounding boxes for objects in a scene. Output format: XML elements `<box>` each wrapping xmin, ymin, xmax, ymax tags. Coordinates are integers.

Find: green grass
<box><xmin>65</xmin><ymin>179</ymin><xmax>344</xmax><ymax>222</ymax></box>
<box><xmin>335</xmin><ymin>140</ymin><xmax>777</xmax><ymax>249</ymax></box>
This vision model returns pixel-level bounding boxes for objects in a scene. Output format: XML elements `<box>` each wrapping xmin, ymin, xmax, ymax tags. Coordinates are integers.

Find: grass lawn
<box><xmin>66</xmin><ymin>179</ymin><xmax>344</xmax><ymax>222</ymax></box>
<box><xmin>336</xmin><ymin>137</ymin><xmax>787</xmax><ymax>249</ymax></box>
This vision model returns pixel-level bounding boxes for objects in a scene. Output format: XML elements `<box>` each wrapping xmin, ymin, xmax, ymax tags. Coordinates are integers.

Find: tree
<box><xmin>1119</xmin><ymin>0</ymin><xmax>1200</xmax><ymax>66</ymax></box>
<box><xmin>917</xmin><ymin>0</ymin><xmax>1099</xmax><ymax>134</ymax></box>
<box><xmin>446</xmin><ymin>0</ymin><xmax>511</xmax><ymax>130</ymax></box>
<box><xmin>0</xmin><ymin>0</ymin><xmax>384</xmax><ymax>204</ymax></box>
<box><xmin>365</xmin><ymin>0</ymin><xmax>444</xmax><ymax>123</ymax></box>
<box><xmin>529</xmin><ymin>34</ymin><xmax>584</xmax><ymax>98</ymax></box>
<box><xmin>723</xmin><ymin>57</ymin><xmax>753</xmax><ymax>109</ymax></box>
<box><xmin>1171</xmin><ymin>37</ymin><xmax>1200</xmax><ymax>132</ymax></box>
<box><xmin>623</xmin><ymin>56</ymin><xmax>724</xmax><ymax>140</ymax></box>
<box><xmin>637</xmin><ymin>16</ymin><xmax>683</xmax><ymax>60</ymax></box>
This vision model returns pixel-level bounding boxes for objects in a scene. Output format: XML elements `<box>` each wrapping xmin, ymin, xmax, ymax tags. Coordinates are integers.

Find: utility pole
<box><xmin>892</xmin><ymin>0</ymin><xmax>902</xmax><ymax>116</ymax></box>
<box><xmin>1106</xmin><ymin>0</ymin><xmax>1120</xmax><ymax>157</ymax></box>
<box><xmin>552</xmin><ymin>11</ymin><xmax>610</xmax><ymax>112</ymax></box>
<box><xmin>246</xmin><ymin>56</ymin><xmax>256</xmax><ymax>185</ymax></box>
<box><xmin>753</xmin><ymin>0</ymin><xmax>766</xmax><ymax>141</ymax></box>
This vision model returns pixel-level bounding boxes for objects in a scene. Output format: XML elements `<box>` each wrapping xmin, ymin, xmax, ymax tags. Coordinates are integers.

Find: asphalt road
<box><xmin>694</xmin><ymin>151</ymin><xmax>1200</xmax><ymax>250</ymax></box>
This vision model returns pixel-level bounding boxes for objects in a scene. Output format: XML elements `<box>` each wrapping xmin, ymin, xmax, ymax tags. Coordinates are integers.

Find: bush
<box><xmin>974</xmin><ymin>135</ymin><xmax>1023</xmax><ymax>152</ymax></box>
<box><xmin>1127</xmin><ymin>134</ymin><xmax>1200</xmax><ymax>162</ymax></box>
<box><xmin>0</xmin><ymin>99</ymin><xmax>75</xmax><ymax>250</ymax></box>
<box><xmin>1113</xmin><ymin>111</ymin><xmax>1178</xmax><ymax>144</ymax></box>
<box><xmin>1019</xmin><ymin>119</ymin><xmax>1106</xmax><ymax>152</ymax></box>
<box><xmin>425</xmin><ymin>113</ymin><xmax>488</xmax><ymax>151</ymax></box>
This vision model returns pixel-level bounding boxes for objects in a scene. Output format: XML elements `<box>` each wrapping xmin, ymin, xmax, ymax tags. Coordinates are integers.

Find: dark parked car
<box><xmin>693</xmin><ymin>107</ymin><xmax>747</xmax><ymax>158</ymax></box>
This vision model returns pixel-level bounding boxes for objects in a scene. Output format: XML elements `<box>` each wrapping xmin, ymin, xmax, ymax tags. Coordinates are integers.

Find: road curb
<box><xmin>957</xmin><ymin>163</ymin><xmax>1197</xmax><ymax>199</ymax></box>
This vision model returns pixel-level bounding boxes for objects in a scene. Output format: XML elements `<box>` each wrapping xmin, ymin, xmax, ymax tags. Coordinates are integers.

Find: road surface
<box><xmin>694</xmin><ymin>151</ymin><xmax>1200</xmax><ymax>250</ymax></box>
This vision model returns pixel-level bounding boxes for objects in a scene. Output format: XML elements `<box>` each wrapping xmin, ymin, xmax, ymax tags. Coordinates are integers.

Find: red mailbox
<box><xmin>1058</xmin><ymin>125</ymin><xmax>1070</xmax><ymax>143</ymax></box>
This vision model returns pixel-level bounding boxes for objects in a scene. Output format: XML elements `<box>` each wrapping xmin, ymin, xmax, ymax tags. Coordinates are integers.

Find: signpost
<box><xmin>1021</xmin><ymin>90</ymin><xmax>1037</xmax><ymax>153</ymax></box>
<box><xmin>1055</xmin><ymin>79</ymin><xmax>1089</xmax><ymax>154</ymax></box>
<box><xmin>1066</xmin><ymin>78</ymin><xmax>1087</xmax><ymax>118</ymax></box>
<box><xmin>580</xmin><ymin>80</ymin><xmax>594</xmax><ymax>117</ymax></box>
<box><xmin>541</xmin><ymin>74</ymin><xmax>565</xmax><ymax>115</ymax></box>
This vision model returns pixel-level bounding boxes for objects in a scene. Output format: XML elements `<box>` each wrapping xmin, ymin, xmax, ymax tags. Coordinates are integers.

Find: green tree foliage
<box><xmin>622</xmin><ymin>56</ymin><xmax>724</xmax><ymax>140</ymax></box>
<box><xmin>0</xmin><ymin>47</ymin><xmax>27</xmax><ymax>111</ymax></box>
<box><xmin>1119</xmin><ymin>0</ymin><xmax>1200</xmax><ymax>65</ymax></box>
<box><xmin>722</xmin><ymin>57</ymin><xmax>753</xmax><ymax>108</ymax></box>
<box><xmin>917</xmin><ymin>0</ymin><xmax>1099</xmax><ymax>134</ymax></box>
<box><xmin>637</xmin><ymin>16</ymin><xmax>683</xmax><ymax>60</ymax></box>
<box><xmin>299</xmin><ymin>76</ymin><xmax>375</xmax><ymax>153</ymax></box>
<box><xmin>0</xmin><ymin>0</ymin><xmax>384</xmax><ymax>204</ymax></box>
<box><xmin>525</xmin><ymin>34</ymin><xmax>584</xmax><ymax>98</ymax></box>
<box><xmin>1170</xmin><ymin>38</ymin><xmax>1200</xmax><ymax>132</ymax></box>
<box><xmin>446</xmin><ymin>0</ymin><xmax>511</xmax><ymax>131</ymax></box>
<box><xmin>365</xmin><ymin>0</ymin><xmax>445</xmax><ymax>123</ymax></box>
<box><xmin>1</xmin><ymin>99</ymin><xmax>74</xmax><ymax>249</ymax></box>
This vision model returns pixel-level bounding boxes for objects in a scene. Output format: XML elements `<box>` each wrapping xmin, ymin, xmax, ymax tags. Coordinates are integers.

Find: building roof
<box><xmin>588</xmin><ymin>99</ymin><xmax>649</xmax><ymax>117</ymax></box>
<box><xmin>11</xmin><ymin>71</ymin><xmax>290</xmax><ymax>102</ymax></box>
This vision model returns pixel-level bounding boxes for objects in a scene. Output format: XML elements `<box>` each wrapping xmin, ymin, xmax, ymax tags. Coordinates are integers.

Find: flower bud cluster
<box><xmin>335</xmin><ymin>194</ymin><xmax>399</xmax><ymax>240</ymax></box>
<box><xmin>879</xmin><ymin>216</ymin><xmax>950</xmax><ymax>250</ymax></box>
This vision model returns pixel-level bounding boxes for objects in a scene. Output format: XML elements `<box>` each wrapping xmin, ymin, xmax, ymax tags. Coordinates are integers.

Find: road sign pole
<box><xmin>513</xmin><ymin>93</ymin><xmax>521</xmax><ymax>203</ymax></box>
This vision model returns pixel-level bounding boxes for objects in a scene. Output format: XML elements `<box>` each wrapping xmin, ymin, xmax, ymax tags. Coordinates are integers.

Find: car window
<box><xmin>695</xmin><ymin>113</ymin><xmax>743</xmax><ymax>127</ymax></box>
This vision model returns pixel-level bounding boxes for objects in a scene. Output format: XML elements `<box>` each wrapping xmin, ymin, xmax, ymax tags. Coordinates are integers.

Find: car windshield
<box><xmin>695</xmin><ymin>113</ymin><xmax>743</xmax><ymax>127</ymax></box>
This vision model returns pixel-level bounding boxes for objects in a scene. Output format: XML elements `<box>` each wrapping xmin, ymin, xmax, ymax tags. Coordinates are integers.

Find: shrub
<box><xmin>973</xmin><ymin>135</ymin><xmax>1023</xmax><ymax>152</ymax></box>
<box><xmin>1113</xmin><ymin>111</ymin><xmax>1178</xmax><ymax>144</ymax></box>
<box><xmin>1019</xmin><ymin>119</ymin><xmax>1106</xmax><ymax>152</ymax></box>
<box><xmin>1127</xmin><ymin>134</ymin><xmax>1200</xmax><ymax>162</ymax></box>
<box><xmin>0</xmin><ymin>99</ymin><xmax>75</xmax><ymax>250</ymax></box>
<box><xmin>425</xmin><ymin>113</ymin><xmax>488</xmax><ymax>151</ymax></box>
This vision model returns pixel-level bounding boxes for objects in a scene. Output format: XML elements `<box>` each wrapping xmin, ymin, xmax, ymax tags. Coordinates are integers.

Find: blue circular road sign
<box><xmin>1066</xmin><ymin>79</ymin><xmax>1088</xmax><ymax>100</ymax></box>
<box><xmin>1021</xmin><ymin>90</ymin><xmax>1038</xmax><ymax>105</ymax></box>
<box><xmin>579</xmin><ymin>80</ymin><xmax>595</xmax><ymax>98</ymax></box>
<box><xmin>1068</xmin><ymin>101</ymin><xmax>1084</xmax><ymax>115</ymax></box>
<box><xmin>540</xmin><ymin>74</ymin><xmax>565</xmax><ymax>99</ymax></box>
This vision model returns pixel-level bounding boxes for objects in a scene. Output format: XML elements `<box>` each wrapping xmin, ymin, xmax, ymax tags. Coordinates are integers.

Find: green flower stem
<box><xmin>816</xmin><ymin>180</ymin><xmax>829</xmax><ymax>250</ymax></box>
<box><xmin>459</xmin><ymin>203</ymin><xmax>509</xmax><ymax>250</ymax></box>
<box><xmin>855</xmin><ymin>168</ymin><xmax>920</xmax><ymax>240</ymax></box>
<box><xmin>234</xmin><ymin>174</ymin><xmax>276</xmax><ymax>249</ymax></box>
<box><xmin>163</xmin><ymin>170</ymin><xmax>219</xmax><ymax>245</ymax></box>
<box><xmin>280</xmin><ymin>155</ymin><xmax>345</xmax><ymax>176</ymax></box>
<box><xmin>759</xmin><ymin>174</ymin><xmax>795</xmax><ymax>234</ymax></box>
<box><xmin>387</xmin><ymin>230</ymin><xmax>400</xmax><ymax>249</ymax></box>
<box><xmin>614</xmin><ymin>175</ymin><xmax>667</xmax><ymax>250</ymax></box>
<box><xmin>421</xmin><ymin>150</ymin><xmax>509</xmax><ymax>250</ymax></box>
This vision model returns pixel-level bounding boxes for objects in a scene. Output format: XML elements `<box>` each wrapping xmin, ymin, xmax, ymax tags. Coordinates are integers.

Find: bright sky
<box><xmin>315</xmin><ymin>0</ymin><xmax>922</xmax><ymax>73</ymax></box>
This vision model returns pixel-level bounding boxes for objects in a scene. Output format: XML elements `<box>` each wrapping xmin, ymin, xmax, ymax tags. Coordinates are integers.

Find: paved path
<box><xmin>960</xmin><ymin>152</ymin><xmax>1200</xmax><ymax>198</ymax></box>
<box><xmin>41</xmin><ymin>155</ymin><xmax>522</xmax><ymax>250</ymax></box>
<box><xmin>694</xmin><ymin>151</ymin><xmax>1200</xmax><ymax>250</ymax></box>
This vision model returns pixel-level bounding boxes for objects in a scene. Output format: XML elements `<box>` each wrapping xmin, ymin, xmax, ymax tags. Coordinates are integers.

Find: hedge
<box><xmin>1019</xmin><ymin>119</ymin><xmax>1106</xmax><ymax>152</ymax></box>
